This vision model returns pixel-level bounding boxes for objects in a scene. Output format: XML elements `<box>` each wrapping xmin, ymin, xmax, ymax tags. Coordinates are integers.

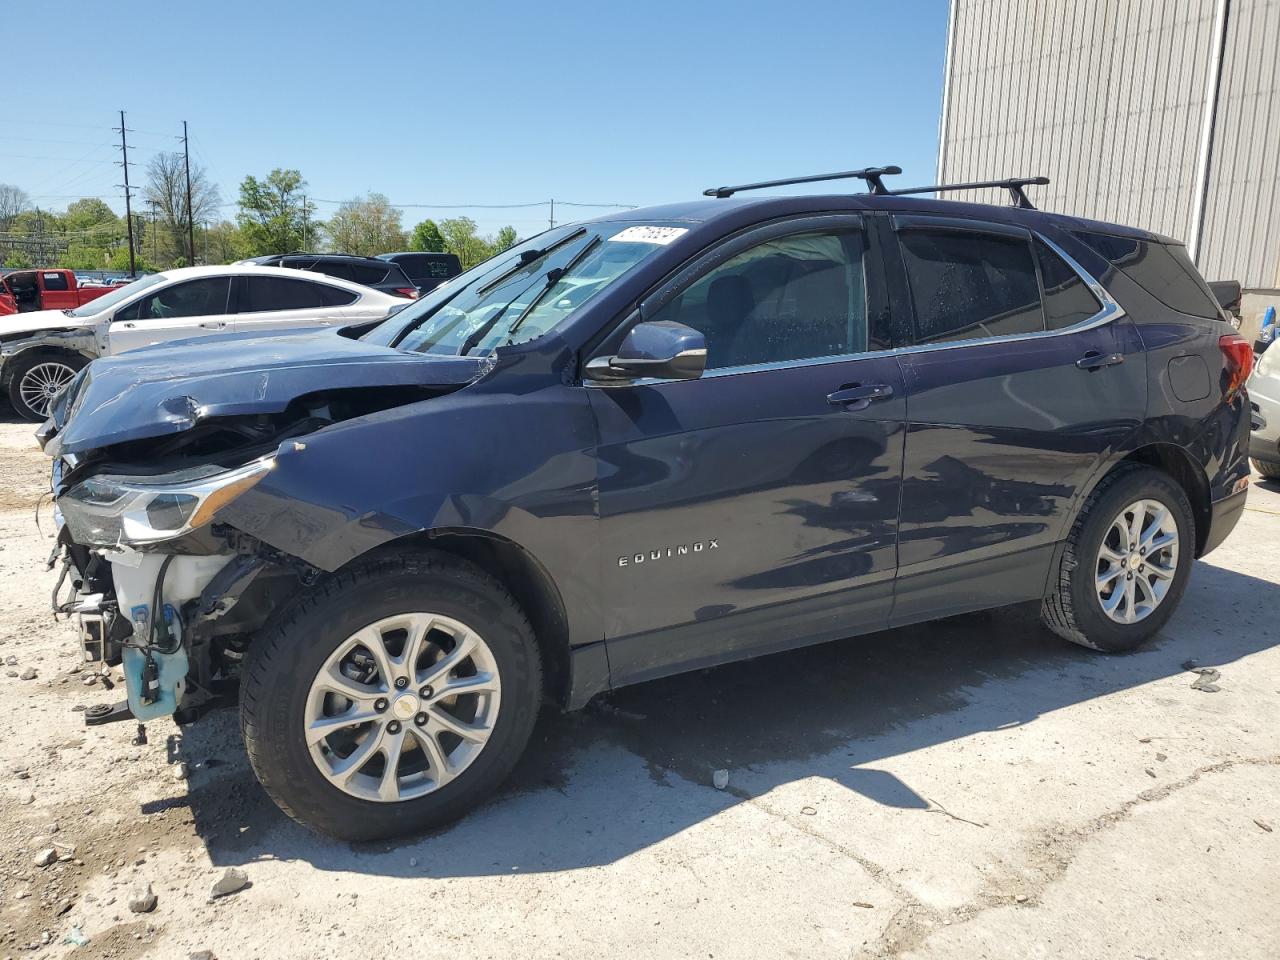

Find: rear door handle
<box><xmin>827</xmin><ymin>383</ymin><xmax>894</xmax><ymax>409</ymax></box>
<box><xmin>1076</xmin><ymin>351</ymin><xmax>1125</xmax><ymax>370</ymax></box>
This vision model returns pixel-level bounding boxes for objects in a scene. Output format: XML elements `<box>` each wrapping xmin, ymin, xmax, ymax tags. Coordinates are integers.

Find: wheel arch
<box><xmin>350</xmin><ymin>528</ymin><xmax>573</xmax><ymax>708</ymax></box>
<box><xmin>1118</xmin><ymin>443</ymin><xmax>1211</xmax><ymax>556</ymax></box>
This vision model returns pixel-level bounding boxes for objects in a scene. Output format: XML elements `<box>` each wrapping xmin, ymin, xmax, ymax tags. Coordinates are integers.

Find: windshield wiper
<box><xmin>474</xmin><ymin>227</ymin><xmax>587</xmax><ymax>298</ymax></box>
<box><xmin>502</xmin><ymin>235</ymin><xmax>603</xmax><ymax>346</ymax></box>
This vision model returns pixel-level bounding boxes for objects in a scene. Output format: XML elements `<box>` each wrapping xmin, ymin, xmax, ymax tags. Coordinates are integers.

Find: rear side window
<box><xmin>1035</xmin><ymin>240</ymin><xmax>1102</xmax><ymax>330</ymax></box>
<box><xmin>347</xmin><ymin>263</ymin><xmax>390</xmax><ymax>285</ymax></box>
<box><xmin>240</xmin><ymin>276</ymin><xmax>327</xmax><ymax>312</ymax></box>
<box><xmin>1073</xmin><ymin>232</ymin><xmax>1222</xmax><ymax>320</ymax></box>
<box><xmin>899</xmin><ymin>229</ymin><xmax>1042</xmax><ymax>344</ymax></box>
<box><xmin>43</xmin><ymin>271</ymin><xmax>69</xmax><ymax>291</ymax></box>
<box><xmin>319</xmin><ymin>284</ymin><xmax>358</xmax><ymax>306</ymax></box>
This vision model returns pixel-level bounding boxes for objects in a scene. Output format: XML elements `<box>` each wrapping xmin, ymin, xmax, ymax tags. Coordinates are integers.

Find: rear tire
<box><xmin>1041</xmin><ymin>464</ymin><xmax>1194</xmax><ymax>652</ymax></box>
<box><xmin>1253</xmin><ymin>458</ymin><xmax>1280</xmax><ymax>480</ymax></box>
<box><xmin>6</xmin><ymin>351</ymin><xmax>87</xmax><ymax>422</ymax></box>
<box><xmin>240</xmin><ymin>550</ymin><xmax>541</xmax><ymax>841</ymax></box>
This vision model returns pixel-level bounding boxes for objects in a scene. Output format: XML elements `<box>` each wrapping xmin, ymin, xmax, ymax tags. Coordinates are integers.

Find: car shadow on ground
<box><xmin>157</xmin><ymin>558</ymin><xmax>1280</xmax><ymax>877</ymax></box>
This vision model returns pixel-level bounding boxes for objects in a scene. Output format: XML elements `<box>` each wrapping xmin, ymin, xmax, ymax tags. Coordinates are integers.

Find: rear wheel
<box><xmin>1041</xmin><ymin>464</ymin><xmax>1194</xmax><ymax>652</ymax></box>
<box><xmin>1253</xmin><ymin>458</ymin><xmax>1280</xmax><ymax>480</ymax></box>
<box><xmin>6</xmin><ymin>351</ymin><xmax>87</xmax><ymax>422</ymax></box>
<box><xmin>240</xmin><ymin>551</ymin><xmax>541</xmax><ymax>840</ymax></box>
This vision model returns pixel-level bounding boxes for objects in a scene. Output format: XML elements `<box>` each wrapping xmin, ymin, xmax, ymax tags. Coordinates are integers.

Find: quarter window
<box><xmin>42</xmin><ymin>272</ymin><xmax>69</xmax><ymax>291</ymax></box>
<box><xmin>648</xmin><ymin>229</ymin><xmax>868</xmax><ymax>370</ymax></box>
<box><xmin>240</xmin><ymin>276</ymin><xmax>328</xmax><ymax>312</ymax></box>
<box><xmin>1036</xmin><ymin>239</ymin><xmax>1102</xmax><ymax>330</ymax></box>
<box><xmin>899</xmin><ymin>229</ymin><xmax>1042</xmax><ymax>344</ymax></box>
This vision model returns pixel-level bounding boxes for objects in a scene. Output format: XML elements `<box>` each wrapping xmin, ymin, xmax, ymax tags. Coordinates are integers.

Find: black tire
<box><xmin>1041</xmin><ymin>464</ymin><xmax>1195</xmax><ymax>652</ymax></box>
<box><xmin>240</xmin><ymin>550</ymin><xmax>542</xmax><ymax>841</ymax></box>
<box><xmin>5</xmin><ymin>350</ymin><xmax>88</xmax><ymax>422</ymax></box>
<box><xmin>1253</xmin><ymin>458</ymin><xmax>1280</xmax><ymax>480</ymax></box>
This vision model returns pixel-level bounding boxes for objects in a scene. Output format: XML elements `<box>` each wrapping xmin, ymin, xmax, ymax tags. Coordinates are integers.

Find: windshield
<box><xmin>66</xmin><ymin>273</ymin><xmax>167</xmax><ymax>317</ymax></box>
<box><xmin>363</xmin><ymin>222</ymin><xmax>686</xmax><ymax>356</ymax></box>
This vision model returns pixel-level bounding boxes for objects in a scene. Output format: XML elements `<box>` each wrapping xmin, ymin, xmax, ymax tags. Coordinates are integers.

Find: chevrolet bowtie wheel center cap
<box><xmin>392</xmin><ymin>694</ymin><xmax>420</xmax><ymax>720</ymax></box>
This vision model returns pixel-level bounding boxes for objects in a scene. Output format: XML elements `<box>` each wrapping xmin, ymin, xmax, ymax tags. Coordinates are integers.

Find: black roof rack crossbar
<box><xmin>703</xmin><ymin>165</ymin><xmax>902</xmax><ymax>199</ymax></box>
<box><xmin>889</xmin><ymin>176</ymin><xmax>1050</xmax><ymax>210</ymax></box>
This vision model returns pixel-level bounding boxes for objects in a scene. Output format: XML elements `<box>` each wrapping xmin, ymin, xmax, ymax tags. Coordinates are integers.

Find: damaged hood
<box><xmin>0</xmin><ymin>309</ymin><xmax>92</xmax><ymax>339</ymax></box>
<box><xmin>42</xmin><ymin>329</ymin><xmax>489</xmax><ymax>456</ymax></box>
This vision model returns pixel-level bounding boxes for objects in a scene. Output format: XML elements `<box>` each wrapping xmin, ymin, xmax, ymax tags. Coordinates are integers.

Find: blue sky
<box><xmin>4</xmin><ymin>0</ymin><xmax>949</xmax><ymax>240</ymax></box>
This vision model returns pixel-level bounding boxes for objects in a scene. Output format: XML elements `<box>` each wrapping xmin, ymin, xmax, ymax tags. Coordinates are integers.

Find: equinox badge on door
<box><xmin>618</xmin><ymin>539</ymin><xmax>720</xmax><ymax>568</ymax></box>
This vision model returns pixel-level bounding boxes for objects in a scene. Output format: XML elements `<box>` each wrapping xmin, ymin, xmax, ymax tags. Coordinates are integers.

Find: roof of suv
<box><xmin>590</xmin><ymin>193</ymin><xmax>1177</xmax><ymax>245</ymax></box>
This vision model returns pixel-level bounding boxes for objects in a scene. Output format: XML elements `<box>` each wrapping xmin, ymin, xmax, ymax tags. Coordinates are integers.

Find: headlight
<box><xmin>59</xmin><ymin>457</ymin><xmax>274</xmax><ymax>548</ymax></box>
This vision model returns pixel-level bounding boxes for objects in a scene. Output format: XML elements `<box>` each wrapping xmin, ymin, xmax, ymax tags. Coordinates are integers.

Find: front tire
<box><xmin>240</xmin><ymin>551</ymin><xmax>541</xmax><ymax>841</ymax></box>
<box><xmin>6</xmin><ymin>351</ymin><xmax>87</xmax><ymax>422</ymax></box>
<box><xmin>1253</xmin><ymin>458</ymin><xmax>1280</xmax><ymax>480</ymax></box>
<box><xmin>1041</xmin><ymin>464</ymin><xmax>1194</xmax><ymax>652</ymax></box>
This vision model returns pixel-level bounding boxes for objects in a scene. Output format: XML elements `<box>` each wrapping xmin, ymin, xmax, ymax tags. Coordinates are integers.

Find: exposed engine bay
<box><xmin>48</xmin><ymin>383</ymin><xmax>464</xmax><ymax>730</ymax></box>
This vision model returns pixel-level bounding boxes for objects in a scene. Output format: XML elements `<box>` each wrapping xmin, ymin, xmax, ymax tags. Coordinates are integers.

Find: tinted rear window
<box><xmin>1074</xmin><ymin>232</ymin><xmax>1222</xmax><ymax>320</ymax></box>
<box><xmin>900</xmin><ymin>229</ymin><xmax>1043</xmax><ymax>344</ymax></box>
<box><xmin>43</xmin><ymin>271</ymin><xmax>70</xmax><ymax>291</ymax></box>
<box><xmin>241</xmin><ymin>276</ymin><xmax>327</xmax><ymax>312</ymax></box>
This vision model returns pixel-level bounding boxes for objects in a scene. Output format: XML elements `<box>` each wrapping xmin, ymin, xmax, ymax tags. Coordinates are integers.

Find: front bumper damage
<box><xmin>52</xmin><ymin>536</ymin><xmax>275</xmax><ymax>728</ymax></box>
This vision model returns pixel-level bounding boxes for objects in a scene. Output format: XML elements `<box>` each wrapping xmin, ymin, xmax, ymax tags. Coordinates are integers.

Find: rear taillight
<box><xmin>1219</xmin><ymin>333</ymin><xmax>1254</xmax><ymax>396</ymax></box>
<box><xmin>393</xmin><ymin>287</ymin><xmax>419</xmax><ymax>299</ymax></box>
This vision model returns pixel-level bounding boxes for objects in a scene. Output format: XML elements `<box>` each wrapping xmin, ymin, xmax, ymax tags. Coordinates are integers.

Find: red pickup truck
<box><xmin>0</xmin><ymin>269</ymin><xmax>119</xmax><ymax>316</ymax></box>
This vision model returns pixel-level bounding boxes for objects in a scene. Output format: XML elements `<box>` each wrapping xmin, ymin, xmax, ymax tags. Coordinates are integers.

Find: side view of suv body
<box><xmin>41</xmin><ymin>170</ymin><xmax>1252</xmax><ymax>840</ymax></box>
<box><xmin>241</xmin><ymin>253</ymin><xmax>420</xmax><ymax>299</ymax></box>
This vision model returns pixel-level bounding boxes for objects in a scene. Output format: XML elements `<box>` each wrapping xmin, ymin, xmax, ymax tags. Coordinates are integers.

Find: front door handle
<box><xmin>199</xmin><ymin>321</ymin><xmax>226</xmax><ymax>330</ymax></box>
<box><xmin>1076</xmin><ymin>351</ymin><xmax>1125</xmax><ymax>370</ymax></box>
<box><xmin>827</xmin><ymin>383</ymin><xmax>894</xmax><ymax>410</ymax></box>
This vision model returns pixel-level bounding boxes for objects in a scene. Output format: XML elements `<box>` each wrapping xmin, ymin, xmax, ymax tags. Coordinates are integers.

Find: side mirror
<box><xmin>586</xmin><ymin>320</ymin><xmax>707</xmax><ymax>384</ymax></box>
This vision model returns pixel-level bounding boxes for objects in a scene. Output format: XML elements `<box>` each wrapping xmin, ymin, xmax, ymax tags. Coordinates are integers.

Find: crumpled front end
<box><xmin>45</xmin><ymin>331</ymin><xmax>489</xmax><ymax>728</ymax></box>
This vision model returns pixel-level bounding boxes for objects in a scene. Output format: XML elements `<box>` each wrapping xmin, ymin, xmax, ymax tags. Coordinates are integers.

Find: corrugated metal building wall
<box><xmin>938</xmin><ymin>0</ymin><xmax>1280</xmax><ymax>289</ymax></box>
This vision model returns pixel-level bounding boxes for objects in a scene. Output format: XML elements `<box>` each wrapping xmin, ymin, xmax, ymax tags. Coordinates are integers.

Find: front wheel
<box><xmin>1041</xmin><ymin>464</ymin><xmax>1195</xmax><ymax>652</ymax></box>
<box><xmin>240</xmin><ymin>551</ymin><xmax>542</xmax><ymax>840</ymax></box>
<box><xmin>7</xmin><ymin>352</ymin><xmax>87</xmax><ymax>422</ymax></box>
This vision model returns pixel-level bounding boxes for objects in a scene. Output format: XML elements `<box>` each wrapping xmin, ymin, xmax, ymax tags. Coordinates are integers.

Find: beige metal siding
<box><xmin>1199</xmin><ymin>0</ymin><xmax>1280</xmax><ymax>287</ymax></box>
<box><xmin>939</xmin><ymin>0</ymin><xmax>1280</xmax><ymax>287</ymax></box>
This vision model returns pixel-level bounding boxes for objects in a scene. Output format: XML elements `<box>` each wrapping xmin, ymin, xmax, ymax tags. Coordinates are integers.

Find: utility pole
<box><xmin>301</xmin><ymin>194</ymin><xmax>309</xmax><ymax>251</ymax></box>
<box><xmin>147</xmin><ymin>199</ymin><xmax>158</xmax><ymax>262</ymax></box>
<box><xmin>115</xmin><ymin>110</ymin><xmax>137</xmax><ymax>277</ymax></box>
<box><xmin>181</xmin><ymin>120</ymin><xmax>196</xmax><ymax>265</ymax></box>
<box><xmin>549</xmin><ymin>198</ymin><xmax>555</xmax><ymax>229</ymax></box>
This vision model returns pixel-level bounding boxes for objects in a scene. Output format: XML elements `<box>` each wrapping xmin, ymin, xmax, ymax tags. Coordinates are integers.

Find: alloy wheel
<box><xmin>1094</xmin><ymin>498</ymin><xmax>1179</xmax><ymax>624</ymax></box>
<box><xmin>19</xmin><ymin>361</ymin><xmax>77</xmax><ymax>418</ymax></box>
<box><xmin>303</xmin><ymin>612</ymin><xmax>502</xmax><ymax>803</ymax></box>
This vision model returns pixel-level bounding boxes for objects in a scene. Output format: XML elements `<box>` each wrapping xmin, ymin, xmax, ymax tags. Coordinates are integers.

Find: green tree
<box><xmin>202</xmin><ymin>220</ymin><xmax>244</xmax><ymax>264</ymax></box>
<box><xmin>408</xmin><ymin>219</ymin><xmax>445</xmax><ymax>252</ymax></box>
<box><xmin>4</xmin><ymin>250</ymin><xmax>33</xmax><ymax>269</ymax></box>
<box><xmin>106</xmin><ymin>246</ymin><xmax>155</xmax><ymax>274</ymax></box>
<box><xmin>63</xmin><ymin>244</ymin><xmax>110</xmax><ymax>270</ymax></box>
<box><xmin>236</xmin><ymin>169</ymin><xmax>315</xmax><ymax>256</ymax></box>
<box><xmin>63</xmin><ymin>198</ymin><xmax>117</xmax><ymax>231</ymax></box>
<box><xmin>439</xmin><ymin>217</ymin><xmax>498</xmax><ymax>269</ymax></box>
<box><xmin>492</xmin><ymin>225</ymin><xmax>518</xmax><ymax>253</ymax></box>
<box><xmin>325</xmin><ymin>193</ymin><xmax>406</xmax><ymax>256</ymax></box>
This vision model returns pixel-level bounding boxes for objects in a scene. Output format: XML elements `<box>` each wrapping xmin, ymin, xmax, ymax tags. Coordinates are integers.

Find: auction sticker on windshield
<box><xmin>609</xmin><ymin>226</ymin><xmax>688</xmax><ymax>245</ymax></box>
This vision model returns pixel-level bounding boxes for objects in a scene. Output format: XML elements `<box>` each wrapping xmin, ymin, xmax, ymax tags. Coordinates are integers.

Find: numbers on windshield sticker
<box><xmin>609</xmin><ymin>226</ymin><xmax>688</xmax><ymax>245</ymax></box>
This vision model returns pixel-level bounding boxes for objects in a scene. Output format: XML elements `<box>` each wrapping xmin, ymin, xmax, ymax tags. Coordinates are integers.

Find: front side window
<box><xmin>68</xmin><ymin>272</ymin><xmax>167</xmax><ymax>317</ymax></box>
<box><xmin>118</xmin><ymin>277</ymin><xmax>230</xmax><ymax>321</ymax></box>
<box><xmin>379</xmin><ymin>222</ymin><xmax>680</xmax><ymax>357</ymax></box>
<box><xmin>240</xmin><ymin>276</ymin><xmax>327</xmax><ymax>312</ymax></box>
<box><xmin>899</xmin><ymin>229</ymin><xmax>1042</xmax><ymax>344</ymax></box>
<box><xmin>648</xmin><ymin>229</ymin><xmax>867</xmax><ymax>370</ymax></box>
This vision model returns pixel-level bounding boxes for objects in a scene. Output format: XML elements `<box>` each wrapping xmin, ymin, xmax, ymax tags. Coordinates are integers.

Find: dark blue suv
<box><xmin>42</xmin><ymin>168</ymin><xmax>1254</xmax><ymax>840</ymax></box>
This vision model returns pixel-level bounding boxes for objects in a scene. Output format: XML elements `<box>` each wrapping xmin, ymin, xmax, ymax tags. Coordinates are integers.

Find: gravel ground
<box><xmin>0</xmin><ymin>415</ymin><xmax>1276</xmax><ymax>959</ymax></box>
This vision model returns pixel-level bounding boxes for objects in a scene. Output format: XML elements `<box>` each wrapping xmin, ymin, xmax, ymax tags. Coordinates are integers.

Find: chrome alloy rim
<box><xmin>304</xmin><ymin>613</ymin><xmax>502</xmax><ymax>803</ymax></box>
<box><xmin>19</xmin><ymin>361</ymin><xmax>76</xmax><ymax>417</ymax></box>
<box><xmin>1094</xmin><ymin>498</ymin><xmax>1179</xmax><ymax>624</ymax></box>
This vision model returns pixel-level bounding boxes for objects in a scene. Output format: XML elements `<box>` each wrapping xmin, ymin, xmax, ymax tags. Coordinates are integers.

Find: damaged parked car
<box><xmin>1</xmin><ymin>264</ymin><xmax>404</xmax><ymax>421</ymax></box>
<box><xmin>41</xmin><ymin>168</ymin><xmax>1253</xmax><ymax>840</ymax></box>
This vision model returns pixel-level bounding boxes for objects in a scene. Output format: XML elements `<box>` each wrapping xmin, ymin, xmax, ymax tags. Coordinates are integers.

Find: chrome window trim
<box><xmin>584</xmin><ymin>230</ymin><xmax>1124</xmax><ymax>388</ymax></box>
